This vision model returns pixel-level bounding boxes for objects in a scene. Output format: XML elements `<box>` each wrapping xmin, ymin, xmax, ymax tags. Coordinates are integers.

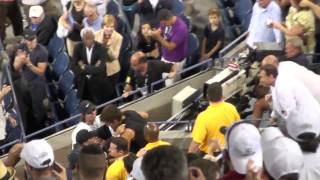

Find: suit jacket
<box><xmin>72</xmin><ymin>41</ymin><xmax>114</xmax><ymax>104</ymax></box>
<box><xmin>26</xmin><ymin>15</ymin><xmax>57</xmax><ymax>46</ymax></box>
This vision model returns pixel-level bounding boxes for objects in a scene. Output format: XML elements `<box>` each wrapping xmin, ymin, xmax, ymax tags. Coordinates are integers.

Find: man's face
<box><xmin>84</xmin><ymin>8</ymin><xmax>97</xmax><ymax>24</ymax></box>
<box><xmin>258</xmin><ymin>70</ymin><xmax>275</xmax><ymax>87</ymax></box>
<box><xmin>26</xmin><ymin>38</ymin><xmax>37</xmax><ymax>49</ymax></box>
<box><xmin>108</xmin><ymin>120</ymin><xmax>121</xmax><ymax>131</ymax></box>
<box><xmin>108</xmin><ymin>143</ymin><xmax>121</xmax><ymax>158</ymax></box>
<box><xmin>84</xmin><ymin>110</ymin><xmax>96</xmax><ymax>125</ymax></box>
<box><xmin>285</xmin><ymin>43</ymin><xmax>300</xmax><ymax>58</ymax></box>
<box><xmin>83</xmin><ymin>32</ymin><xmax>95</xmax><ymax>48</ymax></box>
<box><xmin>30</xmin><ymin>16</ymin><xmax>43</xmax><ymax>25</ymax></box>
<box><xmin>130</xmin><ymin>57</ymin><xmax>144</xmax><ymax>74</ymax></box>
<box><xmin>258</xmin><ymin>0</ymin><xmax>271</xmax><ymax>8</ymax></box>
<box><xmin>160</xmin><ymin>19</ymin><xmax>172</xmax><ymax>26</ymax></box>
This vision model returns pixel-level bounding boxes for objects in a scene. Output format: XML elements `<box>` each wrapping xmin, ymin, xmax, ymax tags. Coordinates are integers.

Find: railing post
<box><xmin>4</xmin><ymin>65</ymin><xmax>26</xmax><ymax>140</ymax></box>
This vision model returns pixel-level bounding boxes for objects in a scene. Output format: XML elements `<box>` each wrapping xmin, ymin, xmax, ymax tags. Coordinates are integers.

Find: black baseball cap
<box><xmin>24</xmin><ymin>29</ymin><xmax>37</xmax><ymax>41</ymax></box>
<box><xmin>79</xmin><ymin>100</ymin><xmax>96</xmax><ymax>115</ymax></box>
<box><xmin>76</xmin><ymin>129</ymin><xmax>97</xmax><ymax>144</ymax></box>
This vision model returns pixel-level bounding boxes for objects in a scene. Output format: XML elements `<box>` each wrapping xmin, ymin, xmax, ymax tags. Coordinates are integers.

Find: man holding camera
<box><xmin>13</xmin><ymin>29</ymin><xmax>48</xmax><ymax>135</ymax></box>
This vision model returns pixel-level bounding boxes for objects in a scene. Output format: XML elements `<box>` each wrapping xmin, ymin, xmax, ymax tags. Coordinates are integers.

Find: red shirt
<box><xmin>220</xmin><ymin>170</ymin><xmax>246</xmax><ymax>180</ymax></box>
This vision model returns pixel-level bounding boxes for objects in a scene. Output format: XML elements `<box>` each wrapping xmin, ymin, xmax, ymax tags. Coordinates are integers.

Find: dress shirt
<box><xmin>247</xmin><ymin>1</ymin><xmax>282</xmax><ymax>48</ymax></box>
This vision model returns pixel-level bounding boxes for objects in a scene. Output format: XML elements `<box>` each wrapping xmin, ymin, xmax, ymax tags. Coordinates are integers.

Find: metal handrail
<box><xmin>2</xmin><ymin>65</ymin><xmax>26</xmax><ymax>138</ymax></box>
<box><xmin>219</xmin><ymin>31</ymin><xmax>248</xmax><ymax>58</ymax></box>
<box><xmin>0</xmin><ymin>34</ymin><xmax>250</xmax><ymax>151</ymax></box>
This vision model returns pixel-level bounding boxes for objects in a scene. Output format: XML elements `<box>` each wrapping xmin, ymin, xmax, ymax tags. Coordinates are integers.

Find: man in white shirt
<box><xmin>71</xmin><ymin>100</ymin><xmax>103</xmax><ymax>148</ymax></box>
<box><xmin>258</xmin><ymin>64</ymin><xmax>320</xmax><ymax>130</ymax></box>
<box><xmin>247</xmin><ymin>0</ymin><xmax>282</xmax><ymax>48</ymax></box>
<box><xmin>261</xmin><ymin>55</ymin><xmax>320</xmax><ymax>103</ymax></box>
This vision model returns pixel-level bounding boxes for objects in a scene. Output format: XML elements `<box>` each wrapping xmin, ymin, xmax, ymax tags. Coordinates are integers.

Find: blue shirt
<box><xmin>247</xmin><ymin>1</ymin><xmax>282</xmax><ymax>48</ymax></box>
<box><xmin>82</xmin><ymin>15</ymin><xmax>103</xmax><ymax>32</ymax></box>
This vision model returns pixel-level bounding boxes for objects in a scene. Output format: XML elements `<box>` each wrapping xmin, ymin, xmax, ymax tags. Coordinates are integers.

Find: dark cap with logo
<box><xmin>24</xmin><ymin>29</ymin><xmax>37</xmax><ymax>41</ymax></box>
<box><xmin>79</xmin><ymin>100</ymin><xmax>96</xmax><ymax>115</ymax></box>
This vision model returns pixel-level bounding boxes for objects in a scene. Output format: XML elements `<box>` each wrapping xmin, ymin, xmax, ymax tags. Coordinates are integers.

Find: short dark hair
<box><xmin>207</xmin><ymin>82</ymin><xmax>223</xmax><ymax>102</ymax></box>
<box><xmin>279</xmin><ymin>173</ymin><xmax>299</xmax><ymax>180</ymax></box>
<box><xmin>189</xmin><ymin>159</ymin><xmax>219</xmax><ymax>180</ymax></box>
<box><xmin>157</xmin><ymin>9</ymin><xmax>174</xmax><ymax>22</ymax></box>
<box><xmin>297</xmin><ymin>133</ymin><xmax>319</xmax><ymax>153</ymax></box>
<box><xmin>260</xmin><ymin>64</ymin><xmax>278</xmax><ymax>78</ymax></box>
<box><xmin>110</xmin><ymin>137</ymin><xmax>129</xmax><ymax>153</ymax></box>
<box><xmin>208</xmin><ymin>7</ymin><xmax>220</xmax><ymax>16</ymax></box>
<box><xmin>100</xmin><ymin>104</ymin><xmax>122</xmax><ymax>123</ymax></box>
<box><xmin>123</xmin><ymin>153</ymin><xmax>137</xmax><ymax>173</ymax></box>
<box><xmin>142</xmin><ymin>146</ymin><xmax>188</xmax><ymax>180</ymax></box>
<box><xmin>78</xmin><ymin>145</ymin><xmax>106</xmax><ymax>179</ymax></box>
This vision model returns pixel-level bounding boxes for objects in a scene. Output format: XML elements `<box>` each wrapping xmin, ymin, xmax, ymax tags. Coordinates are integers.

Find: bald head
<box><xmin>130</xmin><ymin>51</ymin><xmax>145</xmax><ymax>65</ymax></box>
<box><xmin>130</xmin><ymin>51</ymin><xmax>147</xmax><ymax>73</ymax></box>
<box><xmin>144</xmin><ymin>123</ymin><xmax>159</xmax><ymax>142</ymax></box>
<box><xmin>261</xmin><ymin>55</ymin><xmax>279</xmax><ymax>67</ymax></box>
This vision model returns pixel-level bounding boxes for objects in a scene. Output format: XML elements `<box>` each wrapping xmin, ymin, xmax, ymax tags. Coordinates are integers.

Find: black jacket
<box><xmin>26</xmin><ymin>15</ymin><xmax>57</xmax><ymax>46</ymax></box>
<box><xmin>71</xmin><ymin>41</ymin><xmax>114</xmax><ymax>105</ymax></box>
<box><xmin>138</xmin><ymin>0</ymin><xmax>172</xmax><ymax>27</ymax></box>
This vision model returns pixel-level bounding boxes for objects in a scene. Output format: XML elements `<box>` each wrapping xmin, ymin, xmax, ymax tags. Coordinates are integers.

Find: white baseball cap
<box><xmin>20</xmin><ymin>139</ymin><xmax>54</xmax><ymax>169</ymax></box>
<box><xmin>286</xmin><ymin>113</ymin><xmax>320</xmax><ymax>142</ymax></box>
<box><xmin>29</xmin><ymin>5</ymin><xmax>44</xmax><ymax>18</ymax></box>
<box><xmin>226</xmin><ymin>123</ymin><xmax>263</xmax><ymax>174</ymax></box>
<box><xmin>262</xmin><ymin>136</ymin><xmax>303</xmax><ymax>179</ymax></box>
<box><xmin>261</xmin><ymin>127</ymin><xmax>283</xmax><ymax>145</ymax></box>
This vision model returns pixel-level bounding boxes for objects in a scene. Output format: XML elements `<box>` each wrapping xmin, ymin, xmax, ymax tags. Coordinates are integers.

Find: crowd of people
<box><xmin>0</xmin><ymin>0</ymin><xmax>320</xmax><ymax>179</ymax></box>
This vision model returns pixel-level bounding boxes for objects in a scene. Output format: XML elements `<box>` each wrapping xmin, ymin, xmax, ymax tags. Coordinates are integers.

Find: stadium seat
<box><xmin>187</xmin><ymin>33</ymin><xmax>199</xmax><ymax>58</ymax></box>
<box><xmin>220</xmin><ymin>8</ymin><xmax>233</xmax><ymax>26</ymax></box>
<box><xmin>52</xmin><ymin>52</ymin><xmax>70</xmax><ymax>78</ymax></box>
<box><xmin>233</xmin><ymin>0</ymin><xmax>253</xmax><ymax>31</ymax></box>
<box><xmin>64</xmin><ymin>89</ymin><xmax>80</xmax><ymax>117</ymax></box>
<box><xmin>106</xmin><ymin>0</ymin><xmax>120</xmax><ymax>16</ymax></box>
<box><xmin>48</xmin><ymin>34</ymin><xmax>65</xmax><ymax>61</ymax></box>
<box><xmin>58</xmin><ymin>70</ymin><xmax>75</xmax><ymax>96</ymax></box>
<box><xmin>223</xmin><ymin>25</ymin><xmax>238</xmax><ymax>41</ymax></box>
<box><xmin>172</xmin><ymin>0</ymin><xmax>184</xmax><ymax>15</ymax></box>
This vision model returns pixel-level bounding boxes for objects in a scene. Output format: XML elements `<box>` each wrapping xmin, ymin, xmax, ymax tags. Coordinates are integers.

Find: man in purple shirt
<box><xmin>150</xmin><ymin>9</ymin><xmax>188</xmax><ymax>85</ymax></box>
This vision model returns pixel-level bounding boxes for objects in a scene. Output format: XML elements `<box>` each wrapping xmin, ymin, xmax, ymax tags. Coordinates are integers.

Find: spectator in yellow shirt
<box><xmin>188</xmin><ymin>82</ymin><xmax>240</xmax><ymax>154</ymax></box>
<box><xmin>137</xmin><ymin>123</ymin><xmax>170</xmax><ymax>157</ymax></box>
<box><xmin>106</xmin><ymin>137</ymin><xmax>129</xmax><ymax>180</ymax></box>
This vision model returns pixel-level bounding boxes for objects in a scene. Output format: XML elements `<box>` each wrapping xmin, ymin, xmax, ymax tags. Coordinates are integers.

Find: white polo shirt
<box><xmin>278</xmin><ymin>61</ymin><xmax>320</xmax><ymax>103</ymax></box>
<box><xmin>299</xmin><ymin>147</ymin><xmax>320</xmax><ymax>180</ymax></box>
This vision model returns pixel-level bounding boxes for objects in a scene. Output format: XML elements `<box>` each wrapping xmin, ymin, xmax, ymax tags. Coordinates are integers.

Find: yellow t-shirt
<box><xmin>285</xmin><ymin>7</ymin><xmax>315</xmax><ymax>53</ymax></box>
<box><xmin>191</xmin><ymin>102</ymin><xmax>240</xmax><ymax>153</ymax></box>
<box><xmin>105</xmin><ymin>158</ymin><xmax>128</xmax><ymax>180</ymax></box>
<box><xmin>144</xmin><ymin>140</ymin><xmax>171</xmax><ymax>151</ymax></box>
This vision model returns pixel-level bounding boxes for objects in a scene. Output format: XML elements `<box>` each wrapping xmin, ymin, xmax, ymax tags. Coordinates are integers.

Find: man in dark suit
<box><xmin>72</xmin><ymin>27</ymin><xmax>114</xmax><ymax>105</ymax></box>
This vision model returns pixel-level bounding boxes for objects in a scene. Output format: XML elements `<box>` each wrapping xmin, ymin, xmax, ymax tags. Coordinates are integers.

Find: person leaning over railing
<box><xmin>122</xmin><ymin>51</ymin><xmax>176</xmax><ymax>97</ymax></box>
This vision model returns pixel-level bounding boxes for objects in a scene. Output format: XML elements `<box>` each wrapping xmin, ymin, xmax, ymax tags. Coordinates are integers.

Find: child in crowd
<box><xmin>136</xmin><ymin>123</ymin><xmax>170</xmax><ymax>157</ymax></box>
<box><xmin>201</xmin><ymin>8</ymin><xmax>225</xmax><ymax>62</ymax></box>
<box><xmin>137</xmin><ymin>22</ymin><xmax>160</xmax><ymax>60</ymax></box>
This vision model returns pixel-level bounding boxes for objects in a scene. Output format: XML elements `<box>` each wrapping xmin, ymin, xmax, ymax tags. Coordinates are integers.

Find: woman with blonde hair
<box><xmin>272</xmin><ymin>0</ymin><xmax>316</xmax><ymax>53</ymax></box>
<box><xmin>95</xmin><ymin>15</ymin><xmax>123</xmax><ymax>90</ymax></box>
